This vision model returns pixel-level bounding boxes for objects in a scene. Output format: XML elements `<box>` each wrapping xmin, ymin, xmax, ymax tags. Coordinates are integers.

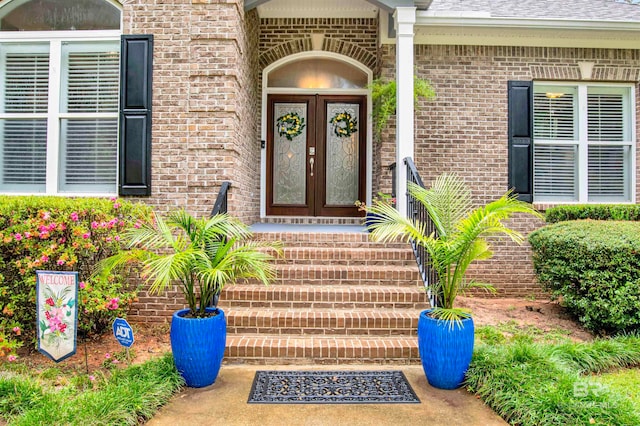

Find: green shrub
<box><xmin>545</xmin><ymin>204</ymin><xmax>640</xmax><ymax>223</ymax></box>
<box><xmin>0</xmin><ymin>196</ymin><xmax>152</xmax><ymax>359</ymax></box>
<box><xmin>528</xmin><ymin>220</ymin><xmax>640</xmax><ymax>334</ymax></box>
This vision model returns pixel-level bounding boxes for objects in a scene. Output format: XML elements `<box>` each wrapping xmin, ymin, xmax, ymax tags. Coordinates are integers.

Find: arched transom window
<box><xmin>268</xmin><ymin>58</ymin><xmax>368</xmax><ymax>89</ymax></box>
<box><xmin>0</xmin><ymin>0</ymin><xmax>122</xmax><ymax>195</ymax></box>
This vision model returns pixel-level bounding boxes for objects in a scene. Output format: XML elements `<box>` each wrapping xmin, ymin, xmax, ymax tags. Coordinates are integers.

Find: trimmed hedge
<box><xmin>528</xmin><ymin>220</ymin><xmax>640</xmax><ymax>335</ymax></box>
<box><xmin>545</xmin><ymin>204</ymin><xmax>640</xmax><ymax>223</ymax></box>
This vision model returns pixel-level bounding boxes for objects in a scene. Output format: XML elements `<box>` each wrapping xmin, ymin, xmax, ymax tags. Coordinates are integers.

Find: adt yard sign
<box><xmin>113</xmin><ymin>318</ymin><xmax>134</xmax><ymax>348</ymax></box>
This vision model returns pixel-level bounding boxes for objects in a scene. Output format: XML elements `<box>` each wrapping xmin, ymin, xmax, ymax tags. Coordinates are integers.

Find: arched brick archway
<box><xmin>259</xmin><ymin>37</ymin><xmax>376</xmax><ymax>71</ymax></box>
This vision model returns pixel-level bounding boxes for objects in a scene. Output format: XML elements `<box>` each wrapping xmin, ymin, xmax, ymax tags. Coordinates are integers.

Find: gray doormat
<box><xmin>247</xmin><ymin>370</ymin><xmax>421</xmax><ymax>404</ymax></box>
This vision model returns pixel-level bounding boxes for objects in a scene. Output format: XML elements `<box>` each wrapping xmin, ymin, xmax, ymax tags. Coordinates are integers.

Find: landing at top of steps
<box><xmin>251</xmin><ymin>223</ymin><xmax>366</xmax><ymax>233</ymax></box>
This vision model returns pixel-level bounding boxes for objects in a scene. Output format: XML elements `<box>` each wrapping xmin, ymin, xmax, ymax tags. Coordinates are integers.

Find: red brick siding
<box><xmin>378</xmin><ymin>43</ymin><xmax>640</xmax><ymax>296</ymax></box>
<box><xmin>121</xmin><ymin>1</ymin><xmax>262</xmax><ymax>321</ymax></box>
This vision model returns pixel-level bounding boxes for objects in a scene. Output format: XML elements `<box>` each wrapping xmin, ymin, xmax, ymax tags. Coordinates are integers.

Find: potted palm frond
<box><xmin>363</xmin><ymin>173</ymin><xmax>542</xmax><ymax>389</ymax></box>
<box><xmin>95</xmin><ymin>209</ymin><xmax>281</xmax><ymax>387</ymax></box>
<box><xmin>369</xmin><ymin>75</ymin><xmax>435</xmax><ymax>138</ymax></box>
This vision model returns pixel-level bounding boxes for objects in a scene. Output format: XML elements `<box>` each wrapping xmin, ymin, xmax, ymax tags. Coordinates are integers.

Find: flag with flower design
<box><xmin>36</xmin><ymin>271</ymin><xmax>78</xmax><ymax>362</ymax></box>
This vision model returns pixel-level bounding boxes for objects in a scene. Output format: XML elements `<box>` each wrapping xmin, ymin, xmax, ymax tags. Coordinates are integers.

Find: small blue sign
<box><xmin>112</xmin><ymin>318</ymin><xmax>134</xmax><ymax>348</ymax></box>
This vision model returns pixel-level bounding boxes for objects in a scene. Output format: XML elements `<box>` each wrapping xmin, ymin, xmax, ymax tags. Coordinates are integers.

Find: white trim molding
<box><xmin>412</xmin><ymin>14</ymin><xmax>640</xmax><ymax>49</ymax></box>
<box><xmin>394</xmin><ymin>7</ymin><xmax>416</xmax><ymax>218</ymax></box>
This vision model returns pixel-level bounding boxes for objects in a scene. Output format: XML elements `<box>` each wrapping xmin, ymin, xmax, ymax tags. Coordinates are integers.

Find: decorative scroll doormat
<box><xmin>247</xmin><ymin>371</ymin><xmax>421</xmax><ymax>404</ymax></box>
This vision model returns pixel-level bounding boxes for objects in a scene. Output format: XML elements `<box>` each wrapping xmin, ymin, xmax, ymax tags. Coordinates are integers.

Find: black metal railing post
<box><xmin>208</xmin><ymin>181</ymin><xmax>231</xmax><ymax>307</ymax></box>
<box><xmin>389</xmin><ymin>162</ymin><xmax>397</xmax><ymax>205</ymax></box>
<box><xmin>210</xmin><ymin>181</ymin><xmax>231</xmax><ymax>217</ymax></box>
<box><xmin>403</xmin><ymin>157</ymin><xmax>440</xmax><ymax>308</ymax></box>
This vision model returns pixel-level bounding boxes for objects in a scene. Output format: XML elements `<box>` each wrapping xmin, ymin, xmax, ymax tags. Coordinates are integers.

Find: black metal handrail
<box><xmin>389</xmin><ymin>162</ymin><xmax>397</xmax><ymax>202</ymax></box>
<box><xmin>208</xmin><ymin>181</ymin><xmax>231</xmax><ymax>308</ymax></box>
<box><xmin>403</xmin><ymin>157</ymin><xmax>440</xmax><ymax>308</ymax></box>
<box><xmin>210</xmin><ymin>181</ymin><xmax>231</xmax><ymax>217</ymax></box>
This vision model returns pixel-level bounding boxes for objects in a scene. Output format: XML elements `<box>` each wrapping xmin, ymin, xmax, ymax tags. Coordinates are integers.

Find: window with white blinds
<box><xmin>59</xmin><ymin>43</ymin><xmax>119</xmax><ymax>193</ymax></box>
<box><xmin>533</xmin><ymin>84</ymin><xmax>634</xmax><ymax>203</ymax></box>
<box><xmin>0</xmin><ymin>40</ymin><xmax>120</xmax><ymax>195</ymax></box>
<box><xmin>0</xmin><ymin>46</ymin><xmax>49</xmax><ymax>192</ymax></box>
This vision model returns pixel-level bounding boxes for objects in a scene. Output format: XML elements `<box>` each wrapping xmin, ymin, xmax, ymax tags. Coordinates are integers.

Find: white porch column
<box><xmin>394</xmin><ymin>7</ymin><xmax>416</xmax><ymax>218</ymax></box>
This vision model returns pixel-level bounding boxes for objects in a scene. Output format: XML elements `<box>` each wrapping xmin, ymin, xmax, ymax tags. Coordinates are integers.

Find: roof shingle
<box><xmin>423</xmin><ymin>0</ymin><xmax>640</xmax><ymax>21</ymax></box>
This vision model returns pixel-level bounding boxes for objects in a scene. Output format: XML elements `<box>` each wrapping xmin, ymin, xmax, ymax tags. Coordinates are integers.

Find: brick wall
<box><xmin>259</xmin><ymin>18</ymin><xmax>378</xmax><ymax>70</ymax></box>
<box><xmin>118</xmin><ymin>4</ymin><xmax>640</xmax><ymax>313</ymax></box>
<box><xmin>379</xmin><ymin>43</ymin><xmax>640</xmax><ymax>296</ymax></box>
<box><xmin>122</xmin><ymin>0</ymin><xmax>261</xmax><ymax>321</ymax></box>
<box><xmin>121</xmin><ymin>0</ymin><xmax>261</xmax><ymax>223</ymax></box>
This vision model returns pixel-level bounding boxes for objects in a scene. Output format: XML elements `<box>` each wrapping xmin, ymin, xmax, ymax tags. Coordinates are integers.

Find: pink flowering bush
<box><xmin>0</xmin><ymin>196</ymin><xmax>152</xmax><ymax>358</ymax></box>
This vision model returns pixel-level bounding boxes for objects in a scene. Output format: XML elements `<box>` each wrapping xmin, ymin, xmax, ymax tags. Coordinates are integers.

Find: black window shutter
<box><xmin>119</xmin><ymin>35</ymin><xmax>153</xmax><ymax>196</ymax></box>
<box><xmin>507</xmin><ymin>80</ymin><xmax>533</xmax><ymax>203</ymax></box>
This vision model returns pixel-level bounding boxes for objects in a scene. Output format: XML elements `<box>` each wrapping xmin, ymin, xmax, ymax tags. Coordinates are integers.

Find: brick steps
<box><xmin>271</xmin><ymin>247</ymin><xmax>416</xmax><ymax>266</ymax></box>
<box><xmin>252</xmin><ymin>231</ymin><xmax>409</xmax><ymax>249</ymax></box>
<box><xmin>220</xmin><ymin>285</ymin><xmax>430</xmax><ymax>310</ymax></box>
<box><xmin>223</xmin><ymin>228</ymin><xmax>426</xmax><ymax>364</ymax></box>
<box><xmin>251</xmin><ymin>264</ymin><xmax>422</xmax><ymax>287</ymax></box>
<box><xmin>225</xmin><ymin>335</ymin><xmax>419</xmax><ymax>365</ymax></box>
<box><xmin>225</xmin><ymin>308</ymin><xmax>419</xmax><ymax>336</ymax></box>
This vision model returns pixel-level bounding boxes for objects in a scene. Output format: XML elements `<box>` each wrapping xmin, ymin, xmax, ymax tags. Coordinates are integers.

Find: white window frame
<box><xmin>0</xmin><ymin>23</ymin><xmax>121</xmax><ymax>196</ymax></box>
<box><xmin>533</xmin><ymin>81</ymin><xmax>636</xmax><ymax>204</ymax></box>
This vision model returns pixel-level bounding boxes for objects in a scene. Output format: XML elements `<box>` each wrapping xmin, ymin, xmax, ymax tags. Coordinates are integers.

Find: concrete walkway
<box><xmin>147</xmin><ymin>364</ymin><xmax>506</xmax><ymax>426</ymax></box>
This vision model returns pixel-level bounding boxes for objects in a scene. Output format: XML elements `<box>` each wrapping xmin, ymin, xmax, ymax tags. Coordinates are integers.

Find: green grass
<box><xmin>466</xmin><ymin>332</ymin><xmax>640</xmax><ymax>426</ymax></box>
<box><xmin>595</xmin><ymin>368</ymin><xmax>640</xmax><ymax>412</ymax></box>
<box><xmin>476</xmin><ymin>320</ymin><xmax>574</xmax><ymax>345</ymax></box>
<box><xmin>0</xmin><ymin>353</ymin><xmax>183</xmax><ymax>425</ymax></box>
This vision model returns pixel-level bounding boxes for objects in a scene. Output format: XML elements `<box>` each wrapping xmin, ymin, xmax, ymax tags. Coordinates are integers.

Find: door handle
<box><xmin>309</xmin><ymin>157</ymin><xmax>315</xmax><ymax>177</ymax></box>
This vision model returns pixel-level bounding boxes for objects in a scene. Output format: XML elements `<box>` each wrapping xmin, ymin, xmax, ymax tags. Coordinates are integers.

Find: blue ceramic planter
<box><xmin>170</xmin><ymin>307</ymin><xmax>226</xmax><ymax>388</ymax></box>
<box><xmin>364</xmin><ymin>212</ymin><xmax>382</xmax><ymax>232</ymax></box>
<box><xmin>417</xmin><ymin>309</ymin><xmax>474</xmax><ymax>390</ymax></box>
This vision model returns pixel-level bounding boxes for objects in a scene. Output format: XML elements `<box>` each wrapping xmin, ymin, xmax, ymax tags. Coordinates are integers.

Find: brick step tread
<box><xmin>225</xmin><ymin>335</ymin><xmax>419</xmax><ymax>363</ymax></box>
<box><xmin>272</xmin><ymin>264</ymin><xmax>418</xmax><ymax>272</ymax></box>
<box><xmin>222</xmin><ymin>284</ymin><xmax>427</xmax><ymax>299</ymax></box>
<box><xmin>252</xmin><ymin>264</ymin><xmax>421</xmax><ymax>286</ymax></box>
<box><xmin>259</xmin><ymin>218</ymin><xmax>363</xmax><ymax>225</ymax></box>
<box><xmin>220</xmin><ymin>285</ymin><xmax>431</xmax><ymax>309</ymax></box>
<box><xmin>246</xmin><ymin>278</ymin><xmax>422</xmax><ymax>287</ymax></box>
<box><xmin>225</xmin><ymin>308</ymin><xmax>418</xmax><ymax>336</ymax></box>
<box><xmin>252</xmin><ymin>232</ymin><xmax>410</xmax><ymax>248</ymax></box>
<box><xmin>268</xmin><ymin>246</ymin><xmax>416</xmax><ymax>266</ymax></box>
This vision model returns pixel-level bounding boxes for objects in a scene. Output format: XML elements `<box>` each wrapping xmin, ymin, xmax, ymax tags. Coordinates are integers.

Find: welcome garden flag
<box><xmin>36</xmin><ymin>271</ymin><xmax>78</xmax><ymax>362</ymax></box>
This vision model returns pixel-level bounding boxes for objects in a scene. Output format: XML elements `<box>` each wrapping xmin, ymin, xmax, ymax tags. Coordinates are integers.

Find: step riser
<box><xmin>275</xmin><ymin>258</ymin><xmax>416</xmax><ymax>266</ymax></box>
<box><xmin>260</xmin><ymin>246</ymin><xmax>416</xmax><ymax>266</ymax></box>
<box><xmin>259</xmin><ymin>217</ymin><xmax>364</xmax><ymax>225</ymax></box>
<box><xmin>222</xmin><ymin>301</ymin><xmax>430</xmax><ymax>310</ymax></box>
<box><xmin>220</xmin><ymin>286</ymin><xmax>430</xmax><ymax>310</ymax></box>
<box><xmin>257</xmin><ymin>267</ymin><xmax>422</xmax><ymax>286</ymax></box>
<box><xmin>224</xmin><ymin>338</ymin><xmax>420</xmax><ymax>365</ymax></box>
<box><xmin>224</xmin><ymin>356</ymin><xmax>421</xmax><ymax>365</ymax></box>
<box><xmin>225</xmin><ymin>317</ymin><xmax>418</xmax><ymax>336</ymax></box>
<box><xmin>262</xmin><ymin>276</ymin><xmax>422</xmax><ymax>286</ymax></box>
<box><xmin>252</xmin><ymin>278</ymin><xmax>422</xmax><ymax>287</ymax></box>
<box><xmin>227</xmin><ymin>327</ymin><xmax>417</xmax><ymax>336</ymax></box>
<box><xmin>253</xmin><ymin>233</ymin><xmax>410</xmax><ymax>249</ymax></box>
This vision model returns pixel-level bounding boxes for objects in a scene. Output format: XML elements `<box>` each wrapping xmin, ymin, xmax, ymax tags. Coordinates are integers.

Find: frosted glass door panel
<box><xmin>326</xmin><ymin>103</ymin><xmax>359</xmax><ymax>206</ymax></box>
<box><xmin>273</xmin><ymin>103</ymin><xmax>307</xmax><ymax>205</ymax></box>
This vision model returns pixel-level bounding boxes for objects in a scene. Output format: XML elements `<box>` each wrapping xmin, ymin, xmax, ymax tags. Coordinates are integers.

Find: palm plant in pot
<box><xmin>363</xmin><ymin>173</ymin><xmax>541</xmax><ymax>389</ymax></box>
<box><xmin>95</xmin><ymin>209</ymin><xmax>281</xmax><ymax>388</ymax></box>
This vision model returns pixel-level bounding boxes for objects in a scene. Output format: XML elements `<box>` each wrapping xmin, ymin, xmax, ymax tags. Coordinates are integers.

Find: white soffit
<box><xmin>256</xmin><ymin>0</ymin><xmax>379</xmax><ymax>18</ymax></box>
<box><xmin>412</xmin><ymin>14</ymin><xmax>640</xmax><ymax>49</ymax></box>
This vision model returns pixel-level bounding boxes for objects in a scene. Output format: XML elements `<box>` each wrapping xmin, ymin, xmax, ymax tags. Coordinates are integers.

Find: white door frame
<box><xmin>260</xmin><ymin>51</ymin><xmax>373</xmax><ymax>218</ymax></box>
